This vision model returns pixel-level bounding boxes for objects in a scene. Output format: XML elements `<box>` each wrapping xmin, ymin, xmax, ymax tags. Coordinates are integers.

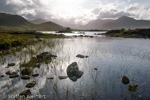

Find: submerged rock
<box><xmin>90</xmin><ymin>36</ymin><xmax>94</xmax><ymax>38</ymax></box>
<box><xmin>20</xmin><ymin>89</ymin><xmax>31</xmax><ymax>97</ymax></box>
<box><xmin>26</xmin><ymin>81</ymin><xmax>36</xmax><ymax>88</ymax></box>
<box><xmin>129</xmin><ymin>85</ymin><xmax>138</xmax><ymax>92</ymax></box>
<box><xmin>76</xmin><ymin>54</ymin><xmax>88</xmax><ymax>58</ymax></box>
<box><xmin>21</xmin><ymin>75</ymin><xmax>30</xmax><ymax>80</ymax></box>
<box><xmin>36</xmin><ymin>52</ymin><xmax>52</xmax><ymax>64</ymax></box>
<box><xmin>67</xmin><ymin>62</ymin><xmax>83</xmax><ymax>82</ymax></box>
<box><xmin>94</xmin><ymin>68</ymin><xmax>98</xmax><ymax>70</ymax></box>
<box><xmin>58</xmin><ymin>76</ymin><xmax>68</xmax><ymax>80</ymax></box>
<box><xmin>47</xmin><ymin>77</ymin><xmax>54</xmax><ymax>79</ymax></box>
<box><xmin>0</xmin><ymin>75</ymin><xmax>4</xmax><ymax>77</ymax></box>
<box><xmin>32</xmin><ymin>74</ymin><xmax>39</xmax><ymax>77</ymax></box>
<box><xmin>122</xmin><ymin>76</ymin><xmax>130</xmax><ymax>84</ymax></box>
<box><xmin>8</xmin><ymin>63</ymin><xmax>15</xmax><ymax>67</ymax></box>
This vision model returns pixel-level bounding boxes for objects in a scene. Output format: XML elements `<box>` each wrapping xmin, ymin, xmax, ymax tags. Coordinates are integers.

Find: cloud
<box><xmin>0</xmin><ymin>0</ymin><xmax>150</xmax><ymax>26</ymax></box>
<box><xmin>124</xmin><ymin>3</ymin><xmax>150</xmax><ymax>20</ymax></box>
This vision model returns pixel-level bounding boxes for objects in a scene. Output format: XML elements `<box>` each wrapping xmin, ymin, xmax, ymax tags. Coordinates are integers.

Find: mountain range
<box><xmin>0</xmin><ymin>12</ymin><xmax>150</xmax><ymax>31</ymax></box>
<box><xmin>0</xmin><ymin>13</ymin><xmax>64</xmax><ymax>31</ymax></box>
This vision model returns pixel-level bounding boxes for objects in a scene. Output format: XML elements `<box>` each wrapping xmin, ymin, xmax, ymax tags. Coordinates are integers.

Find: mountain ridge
<box><xmin>0</xmin><ymin>13</ymin><xmax>64</xmax><ymax>31</ymax></box>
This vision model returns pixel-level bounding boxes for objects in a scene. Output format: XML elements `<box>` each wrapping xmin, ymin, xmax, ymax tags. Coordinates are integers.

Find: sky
<box><xmin>0</xmin><ymin>0</ymin><xmax>150</xmax><ymax>25</ymax></box>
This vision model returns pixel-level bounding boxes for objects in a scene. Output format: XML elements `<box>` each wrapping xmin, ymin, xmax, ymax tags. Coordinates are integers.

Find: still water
<box><xmin>0</xmin><ymin>35</ymin><xmax>150</xmax><ymax>100</ymax></box>
<box><xmin>39</xmin><ymin>31</ymin><xmax>106</xmax><ymax>36</ymax></box>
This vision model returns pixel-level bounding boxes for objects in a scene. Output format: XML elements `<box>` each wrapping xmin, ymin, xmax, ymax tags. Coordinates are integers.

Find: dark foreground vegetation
<box><xmin>104</xmin><ymin>28</ymin><xmax>150</xmax><ymax>38</ymax></box>
<box><xmin>0</xmin><ymin>30</ymin><xmax>65</xmax><ymax>55</ymax></box>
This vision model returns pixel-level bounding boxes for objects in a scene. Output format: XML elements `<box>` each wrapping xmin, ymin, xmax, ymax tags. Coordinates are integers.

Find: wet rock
<box><xmin>21</xmin><ymin>68</ymin><xmax>31</xmax><ymax>75</ymax></box>
<box><xmin>47</xmin><ymin>77</ymin><xmax>54</xmax><ymax>79</ymax></box>
<box><xmin>5</xmin><ymin>71</ymin><xmax>18</xmax><ymax>76</ymax></box>
<box><xmin>26</xmin><ymin>81</ymin><xmax>36</xmax><ymax>88</ymax></box>
<box><xmin>0</xmin><ymin>75</ymin><xmax>4</xmax><ymax>77</ymax></box>
<box><xmin>70</xmin><ymin>76</ymin><xmax>77</xmax><ymax>81</ymax></box>
<box><xmin>128</xmin><ymin>85</ymin><xmax>138</xmax><ymax>92</ymax></box>
<box><xmin>21</xmin><ymin>75</ymin><xmax>30</xmax><ymax>80</ymax></box>
<box><xmin>58</xmin><ymin>76</ymin><xmax>68</xmax><ymax>80</ymax></box>
<box><xmin>76</xmin><ymin>54</ymin><xmax>89</xmax><ymax>58</ymax></box>
<box><xmin>94</xmin><ymin>68</ymin><xmax>98</xmax><ymax>70</ymax></box>
<box><xmin>8</xmin><ymin>63</ymin><xmax>15</xmax><ymax>67</ymax></box>
<box><xmin>9</xmin><ymin>73</ymin><xmax>19</xmax><ymax>78</ymax></box>
<box><xmin>19</xmin><ymin>89</ymin><xmax>31</xmax><ymax>97</ymax></box>
<box><xmin>67</xmin><ymin>62</ymin><xmax>83</xmax><ymax>82</ymax></box>
<box><xmin>32</xmin><ymin>74</ymin><xmax>39</xmax><ymax>77</ymax></box>
<box><xmin>5</xmin><ymin>71</ymin><xmax>11</xmax><ymax>75</ymax></box>
<box><xmin>90</xmin><ymin>36</ymin><xmax>94</xmax><ymax>38</ymax></box>
<box><xmin>122</xmin><ymin>76</ymin><xmax>130</xmax><ymax>84</ymax></box>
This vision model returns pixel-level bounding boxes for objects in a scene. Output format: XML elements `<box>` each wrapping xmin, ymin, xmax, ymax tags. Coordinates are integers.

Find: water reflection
<box><xmin>0</xmin><ymin>37</ymin><xmax>150</xmax><ymax>100</ymax></box>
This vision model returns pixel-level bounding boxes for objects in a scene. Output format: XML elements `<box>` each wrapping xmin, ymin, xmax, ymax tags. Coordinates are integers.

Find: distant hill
<box><xmin>85</xmin><ymin>16</ymin><xmax>150</xmax><ymax>30</ymax></box>
<box><xmin>35</xmin><ymin>21</ymin><xmax>64</xmax><ymax>31</ymax></box>
<box><xmin>30</xmin><ymin>18</ymin><xmax>48</xmax><ymax>24</ymax></box>
<box><xmin>0</xmin><ymin>13</ymin><xmax>64</xmax><ymax>31</ymax></box>
<box><xmin>84</xmin><ymin>19</ymin><xmax>112</xmax><ymax>30</ymax></box>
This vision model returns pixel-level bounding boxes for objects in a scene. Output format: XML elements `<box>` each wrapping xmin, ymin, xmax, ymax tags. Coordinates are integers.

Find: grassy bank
<box><xmin>0</xmin><ymin>33</ymin><xmax>28</xmax><ymax>50</ymax></box>
<box><xmin>104</xmin><ymin>28</ymin><xmax>150</xmax><ymax>38</ymax></box>
<box><xmin>0</xmin><ymin>30</ymin><xmax>65</xmax><ymax>56</ymax></box>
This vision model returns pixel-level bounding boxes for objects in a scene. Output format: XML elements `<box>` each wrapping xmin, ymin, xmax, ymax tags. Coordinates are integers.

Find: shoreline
<box><xmin>103</xmin><ymin>28</ymin><xmax>150</xmax><ymax>39</ymax></box>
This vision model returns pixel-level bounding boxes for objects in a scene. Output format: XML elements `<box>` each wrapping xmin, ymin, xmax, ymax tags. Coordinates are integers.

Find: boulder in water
<box><xmin>21</xmin><ymin>75</ymin><xmax>30</xmax><ymax>80</ymax></box>
<box><xmin>67</xmin><ymin>62</ymin><xmax>83</xmax><ymax>82</ymax></box>
<box><xmin>76</xmin><ymin>54</ymin><xmax>88</xmax><ymax>58</ymax></box>
<box><xmin>8</xmin><ymin>63</ymin><xmax>15</xmax><ymax>67</ymax></box>
<box><xmin>32</xmin><ymin>74</ymin><xmax>39</xmax><ymax>77</ymax></box>
<box><xmin>58</xmin><ymin>76</ymin><xmax>68</xmax><ymax>80</ymax></box>
<box><xmin>129</xmin><ymin>85</ymin><xmax>138</xmax><ymax>92</ymax></box>
<box><xmin>94</xmin><ymin>68</ymin><xmax>98</xmax><ymax>70</ymax></box>
<box><xmin>20</xmin><ymin>89</ymin><xmax>31</xmax><ymax>97</ymax></box>
<box><xmin>122</xmin><ymin>76</ymin><xmax>130</xmax><ymax>84</ymax></box>
<box><xmin>9</xmin><ymin>73</ymin><xmax>19</xmax><ymax>78</ymax></box>
<box><xmin>0</xmin><ymin>75</ymin><xmax>4</xmax><ymax>77</ymax></box>
<box><xmin>26</xmin><ymin>81</ymin><xmax>36</xmax><ymax>88</ymax></box>
<box><xmin>47</xmin><ymin>77</ymin><xmax>54</xmax><ymax>79</ymax></box>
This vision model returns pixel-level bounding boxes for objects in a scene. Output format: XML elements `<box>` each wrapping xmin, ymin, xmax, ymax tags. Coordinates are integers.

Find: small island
<box><xmin>104</xmin><ymin>28</ymin><xmax>150</xmax><ymax>38</ymax></box>
<box><xmin>57</xmin><ymin>27</ymin><xmax>72</xmax><ymax>33</ymax></box>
